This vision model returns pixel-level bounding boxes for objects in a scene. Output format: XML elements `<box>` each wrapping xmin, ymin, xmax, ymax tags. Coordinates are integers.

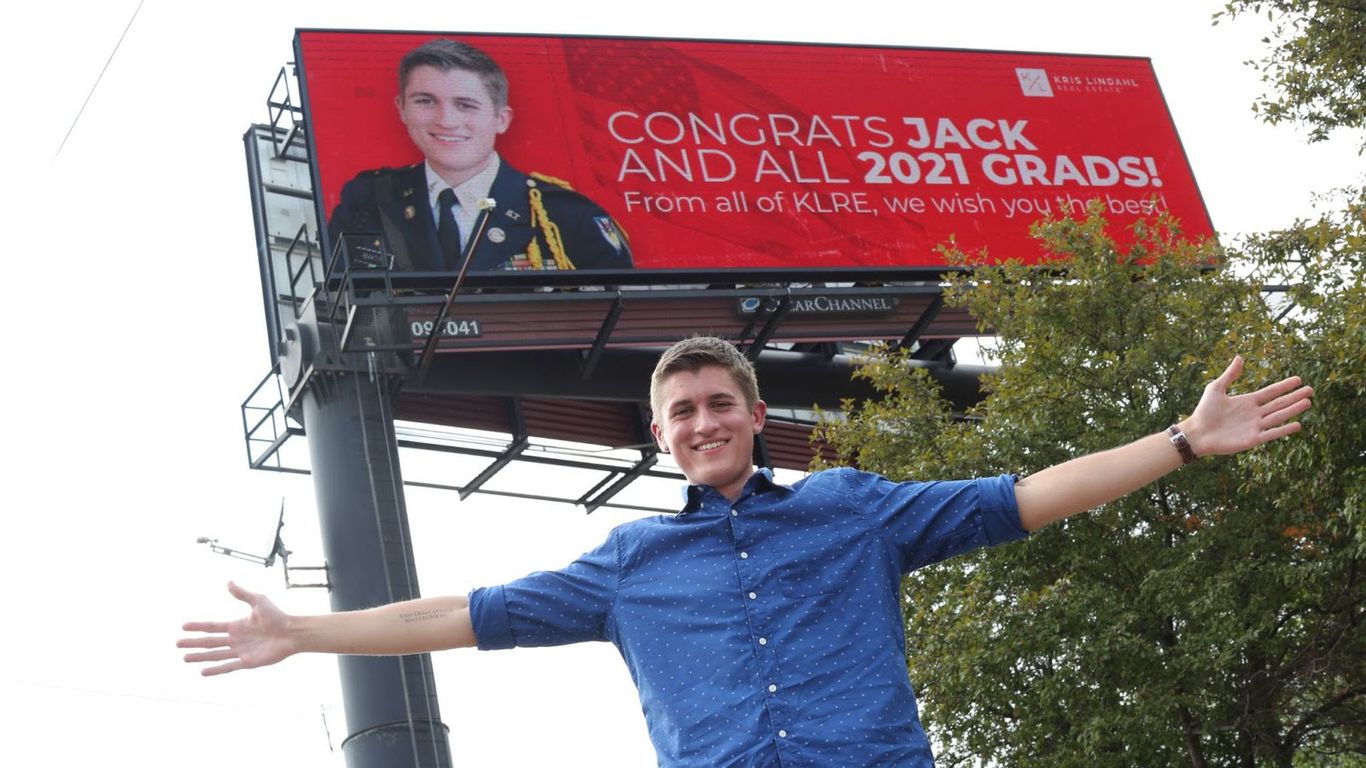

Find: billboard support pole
<box><xmin>298</xmin><ymin>354</ymin><xmax>452</xmax><ymax>768</ymax></box>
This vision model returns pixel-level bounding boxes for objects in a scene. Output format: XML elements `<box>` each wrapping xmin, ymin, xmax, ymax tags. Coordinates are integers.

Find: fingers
<box><xmin>181</xmin><ymin>621</ymin><xmax>229</xmax><ymax>634</ymax></box>
<box><xmin>1252</xmin><ymin>376</ymin><xmax>1307</xmax><ymax>405</ymax></box>
<box><xmin>177</xmin><ymin>635</ymin><xmax>229</xmax><ymax>649</ymax></box>
<box><xmin>1260</xmin><ymin>385</ymin><xmax>1313</xmax><ymax>417</ymax></box>
<box><xmin>1256</xmin><ymin>420</ymin><xmax>1303</xmax><ymax>446</ymax></box>
<box><xmin>1262</xmin><ymin>395</ymin><xmax>1312</xmax><ymax>429</ymax></box>
<box><xmin>183</xmin><ymin>649</ymin><xmax>238</xmax><ymax>664</ymax></box>
<box><xmin>202</xmin><ymin>660</ymin><xmax>245</xmax><ymax>677</ymax></box>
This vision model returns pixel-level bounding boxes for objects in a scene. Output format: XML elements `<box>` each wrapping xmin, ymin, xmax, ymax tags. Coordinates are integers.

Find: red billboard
<box><xmin>296</xmin><ymin>30</ymin><xmax>1212</xmax><ymax>281</ymax></box>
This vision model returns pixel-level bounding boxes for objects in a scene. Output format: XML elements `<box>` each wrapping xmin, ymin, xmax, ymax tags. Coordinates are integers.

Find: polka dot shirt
<box><xmin>470</xmin><ymin>467</ymin><xmax>1026</xmax><ymax>767</ymax></box>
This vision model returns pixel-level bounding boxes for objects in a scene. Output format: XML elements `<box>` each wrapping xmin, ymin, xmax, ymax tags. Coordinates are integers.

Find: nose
<box><xmin>693</xmin><ymin>407</ymin><xmax>720</xmax><ymax>435</ymax></box>
<box><xmin>435</xmin><ymin>101</ymin><xmax>461</xmax><ymax>127</ymax></box>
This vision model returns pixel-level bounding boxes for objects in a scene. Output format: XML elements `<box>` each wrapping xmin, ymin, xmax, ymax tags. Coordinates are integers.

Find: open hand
<box><xmin>178</xmin><ymin>581</ymin><xmax>296</xmax><ymax>676</ymax></box>
<box><xmin>1184</xmin><ymin>356</ymin><xmax>1312</xmax><ymax>458</ymax></box>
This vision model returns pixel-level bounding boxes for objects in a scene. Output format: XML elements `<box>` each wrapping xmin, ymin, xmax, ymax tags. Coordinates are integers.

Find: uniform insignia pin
<box><xmin>404</xmin><ymin>205</ymin><xmax>416</xmax><ymax>220</ymax></box>
<box><xmin>488</xmin><ymin>227</ymin><xmax>506</xmax><ymax>244</ymax></box>
<box><xmin>594</xmin><ymin>216</ymin><xmax>625</xmax><ymax>254</ymax></box>
<box><xmin>505</xmin><ymin>210</ymin><xmax>521</xmax><ymax>221</ymax></box>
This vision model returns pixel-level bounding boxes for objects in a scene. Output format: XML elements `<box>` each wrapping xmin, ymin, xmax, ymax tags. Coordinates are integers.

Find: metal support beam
<box><xmin>911</xmin><ymin>337</ymin><xmax>957</xmax><ymax>363</ymax></box>
<box><xmin>897</xmin><ymin>293</ymin><xmax>944</xmax><ymax>351</ymax></box>
<box><xmin>408</xmin><ymin>347</ymin><xmax>989</xmax><ymax>413</ymax></box>
<box><xmin>458</xmin><ymin>399</ymin><xmax>529</xmax><ymax>500</ymax></box>
<box><xmin>580</xmin><ymin>452</ymin><xmax>660</xmax><ymax>514</ymax></box>
<box><xmin>415</xmin><ymin>205</ymin><xmax>496</xmax><ymax>380</ymax></box>
<box><xmin>745</xmin><ymin>293</ymin><xmax>792</xmax><ymax>361</ymax></box>
<box><xmin>458</xmin><ymin>436</ymin><xmax>528</xmax><ymax>500</ymax></box>
<box><xmin>581</xmin><ymin>294</ymin><xmax>625</xmax><ymax>380</ymax></box>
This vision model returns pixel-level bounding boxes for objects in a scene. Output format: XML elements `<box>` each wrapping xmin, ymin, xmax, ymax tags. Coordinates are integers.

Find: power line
<box><xmin>55</xmin><ymin>0</ymin><xmax>146</xmax><ymax>158</ymax></box>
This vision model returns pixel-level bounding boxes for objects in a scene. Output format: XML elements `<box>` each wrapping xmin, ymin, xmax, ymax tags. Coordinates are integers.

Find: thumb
<box><xmin>1212</xmin><ymin>355</ymin><xmax>1243</xmax><ymax>393</ymax></box>
<box><xmin>227</xmin><ymin>580</ymin><xmax>260</xmax><ymax>608</ymax></box>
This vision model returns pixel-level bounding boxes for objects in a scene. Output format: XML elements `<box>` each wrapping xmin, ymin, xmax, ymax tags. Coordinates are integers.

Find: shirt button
<box><xmin>758</xmin><ymin>637</ymin><xmax>767</xmax><ymax>646</ymax></box>
<box><xmin>748</xmin><ymin>591</ymin><xmax>757</xmax><ymax>600</ymax></box>
<box><xmin>778</xmin><ymin>730</ymin><xmax>788</xmax><ymax>738</ymax></box>
<box><xmin>731</xmin><ymin>509</ymin><xmax>739</xmax><ymax>517</ymax></box>
<box><xmin>768</xmin><ymin>684</ymin><xmax>777</xmax><ymax>693</ymax></box>
<box><xmin>739</xmin><ymin>551</ymin><xmax>749</xmax><ymax>559</ymax></box>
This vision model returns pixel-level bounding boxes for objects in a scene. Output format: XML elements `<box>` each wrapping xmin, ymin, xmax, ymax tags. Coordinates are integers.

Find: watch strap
<box><xmin>1167</xmin><ymin>424</ymin><xmax>1198</xmax><ymax>465</ymax></box>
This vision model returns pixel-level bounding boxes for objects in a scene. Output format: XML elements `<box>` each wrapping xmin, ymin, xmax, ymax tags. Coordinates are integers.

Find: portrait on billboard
<box><xmin>298</xmin><ymin>30</ymin><xmax>1214</xmax><ymax>283</ymax></box>
<box><xmin>325</xmin><ymin>39</ymin><xmax>633</xmax><ymax>274</ymax></box>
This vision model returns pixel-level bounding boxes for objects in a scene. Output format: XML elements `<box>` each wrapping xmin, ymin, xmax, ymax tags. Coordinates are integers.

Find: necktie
<box><xmin>437</xmin><ymin>188</ymin><xmax>462</xmax><ymax>271</ymax></box>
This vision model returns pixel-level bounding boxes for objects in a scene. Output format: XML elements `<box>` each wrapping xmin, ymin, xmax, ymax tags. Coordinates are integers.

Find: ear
<box><xmin>496</xmin><ymin>105</ymin><xmax>513</xmax><ymax>135</ymax></box>
<box><xmin>650</xmin><ymin>419</ymin><xmax>669</xmax><ymax>453</ymax></box>
<box><xmin>751</xmin><ymin>399</ymin><xmax>767</xmax><ymax>433</ymax></box>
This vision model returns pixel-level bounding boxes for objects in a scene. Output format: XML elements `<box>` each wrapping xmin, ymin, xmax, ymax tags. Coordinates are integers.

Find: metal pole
<box><xmin>300</xmin><ymin>368</ymin><xmax>451</xmax><ymax>768</ymax></box>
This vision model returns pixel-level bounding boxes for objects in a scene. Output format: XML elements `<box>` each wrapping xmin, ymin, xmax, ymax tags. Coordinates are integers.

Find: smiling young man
<box><xmin>326</xmin><ymin>39</ymin><xmax>632</xmax><ymax>274</ymax></box>
<box><xmin>181</xmin><ymin>336</ymin><xmax>1312</xmax><ymax>767</ymax></box>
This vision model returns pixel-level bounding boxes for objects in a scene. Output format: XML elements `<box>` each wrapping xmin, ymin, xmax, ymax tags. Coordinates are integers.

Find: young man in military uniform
<box><xmin>327</xmin><ymin>39</ymin><xmax>632</xmax><ymax>274</ymax></box>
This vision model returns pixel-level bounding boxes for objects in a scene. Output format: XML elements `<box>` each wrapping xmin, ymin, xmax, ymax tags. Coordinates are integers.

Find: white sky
<box><xmin>2</xmin><ymin>1</ymin><xmax>1360</xmax><ymax>766</ymax></box>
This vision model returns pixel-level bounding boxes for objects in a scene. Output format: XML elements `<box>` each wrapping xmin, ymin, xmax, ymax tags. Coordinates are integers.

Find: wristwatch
<box><xmin>1167</xmin><ymin>424</ymin><xmax>1198</xmax><ymax>465</ymax></box>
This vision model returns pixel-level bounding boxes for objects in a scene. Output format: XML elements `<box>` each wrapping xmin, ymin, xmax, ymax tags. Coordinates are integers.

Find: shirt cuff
<box><xmin>468</xmin><ymin>585</ymin><xmax>515</xmax><ymax>650</ymax></box>
<box><xmin>975</xmin><ymin>473</ymin><xmax>1029</xmax><ymax>545</ymax></box>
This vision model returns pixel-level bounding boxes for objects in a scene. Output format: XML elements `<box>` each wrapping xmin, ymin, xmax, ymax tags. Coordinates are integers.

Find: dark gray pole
<box><xmin>300</xmin><ymin>363</ymin><xmax>452</xmax><ymax>768</ymax></box>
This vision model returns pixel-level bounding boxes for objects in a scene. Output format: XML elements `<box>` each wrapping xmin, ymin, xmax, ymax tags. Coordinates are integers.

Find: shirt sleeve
<box><xmin>467</xmin><ymin>530</ymin><xmax>619</xmax><ymax>650</ymax></box>
<box><xmin>842</xmin><ymin>469</ymin><xmax>1027</xmax><ymax>573</ymax></box>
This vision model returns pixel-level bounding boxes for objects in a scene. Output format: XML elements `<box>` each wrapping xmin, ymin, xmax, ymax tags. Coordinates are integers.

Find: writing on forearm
<box><xmin>399</xmin><ymin>608</ymin><xmax>453</xmax><ymax>624</ymax></box>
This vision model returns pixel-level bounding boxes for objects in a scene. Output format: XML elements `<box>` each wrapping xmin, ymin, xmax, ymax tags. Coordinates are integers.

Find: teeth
<box><xmin>697</xmin><ymin>441</ymin><xmax>725</xmax><ymax>451</ymax></box>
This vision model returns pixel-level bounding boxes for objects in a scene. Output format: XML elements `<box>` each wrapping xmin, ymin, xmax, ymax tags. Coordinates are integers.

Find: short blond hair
<box><xmin>650</xmin><ymin>336</ymin><xmax>760</xmax><ymax>417</ymax></box>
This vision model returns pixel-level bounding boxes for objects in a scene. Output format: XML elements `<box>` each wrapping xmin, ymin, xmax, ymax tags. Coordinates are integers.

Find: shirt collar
<box><xmin>424</xmin><ymin>154</ymin><xmax>501</xmax><ymax>211</ymax></box>
<box><xmin>678</xmin><ymin>467</ymin><xmax>785</xmax><ymax>515</ymax></box>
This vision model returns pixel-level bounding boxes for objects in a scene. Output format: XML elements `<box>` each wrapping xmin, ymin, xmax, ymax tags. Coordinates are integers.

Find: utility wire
<box><xmin>55</xmin><ymin>0</ymin><xmax>146</xmax><ymax>158</ymax></box>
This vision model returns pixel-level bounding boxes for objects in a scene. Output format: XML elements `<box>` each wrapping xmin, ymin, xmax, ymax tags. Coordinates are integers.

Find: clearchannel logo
<box><xmin>736</xmin><ymin>295</ymin><xmax>900</xmax><ymax>316</ymax></box>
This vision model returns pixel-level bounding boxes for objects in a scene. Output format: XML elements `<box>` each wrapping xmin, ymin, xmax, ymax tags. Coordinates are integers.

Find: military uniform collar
<box><xmin>424</xmin><ymin>154</ymin><xmax>502</xmax><ymax>211</ymax></box>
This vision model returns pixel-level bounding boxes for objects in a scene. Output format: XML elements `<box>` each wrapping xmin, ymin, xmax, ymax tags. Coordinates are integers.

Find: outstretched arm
<box><xmin>1015</xmin><ymin>356</ymin><xmax>1312</xmax><ymax>532</ymax></box>
<box><xmin>178</xmin><ymin>581</ymin><xmax>476</xmax><ymax>677</ymax></box>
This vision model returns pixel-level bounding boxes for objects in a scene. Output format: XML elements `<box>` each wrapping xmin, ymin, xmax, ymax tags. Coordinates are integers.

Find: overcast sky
<box><xmin>2</xmin><ymin>1</ymin><xmax>1361</xmax><ymax>766</ymax></box>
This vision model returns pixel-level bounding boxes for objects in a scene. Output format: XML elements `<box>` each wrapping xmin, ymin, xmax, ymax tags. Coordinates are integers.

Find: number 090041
<box><xmin>410</xmin><ymin>319</ymin><xmax>483</xmax><ymax>338</ymax></box>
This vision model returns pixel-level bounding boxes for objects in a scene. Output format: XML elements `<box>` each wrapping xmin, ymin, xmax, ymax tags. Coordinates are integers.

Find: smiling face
<box><xmin>651</xmin><ymin>365</ymin><xmax>767</xmax><ymax>501</ymax></box>
<box><xmin>396</xmin><ymin>64</ymin><xmax>512</xmax><ymax>187</ymax></box>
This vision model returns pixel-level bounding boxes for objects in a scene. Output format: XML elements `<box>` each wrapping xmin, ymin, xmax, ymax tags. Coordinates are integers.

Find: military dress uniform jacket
<box><xmin>326</xmin><ymin>161</ymin><xmax>633</xmax><ymax>274</ymax></box>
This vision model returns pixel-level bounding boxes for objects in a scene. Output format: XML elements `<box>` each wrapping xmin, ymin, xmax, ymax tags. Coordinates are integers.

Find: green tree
<box><xmin>1215</xmin><ymin>0</ymin><xmax>1366</xmax><ymax>148</ymax></box>
<box><xmin>815</xmin><ymin>207</ymin><xmax>1366</xmax><ymax>766</ymax></box>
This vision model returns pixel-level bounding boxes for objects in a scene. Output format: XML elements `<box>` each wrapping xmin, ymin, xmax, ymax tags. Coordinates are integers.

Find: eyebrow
<box><xmin>405</xmin><ymin>91</ymin><xmax>485</xmax><ymax>105</ymax></box>
<box><xmin>667</xmin><ymin>392</ymin><xmax>737</xmax><ymax>411</ymax></box>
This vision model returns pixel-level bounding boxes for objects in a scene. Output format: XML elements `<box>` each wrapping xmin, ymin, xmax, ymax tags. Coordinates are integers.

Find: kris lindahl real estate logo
<box><xmin>1016</xmin><ymin>68</ymin><xmax>1054</xmax><ymax>97</ymax></box>
<box><xmin>1016</xmin><ymin>67</ymin><xmax>1142</xmax><ymax>97</ymax></box>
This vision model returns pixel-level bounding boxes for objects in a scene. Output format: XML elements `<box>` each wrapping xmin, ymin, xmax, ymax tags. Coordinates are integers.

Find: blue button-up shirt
<box><xmin>470</xmin><ymin>467</ymin><xmax>1026</xmax><ymax>767</ymax></box>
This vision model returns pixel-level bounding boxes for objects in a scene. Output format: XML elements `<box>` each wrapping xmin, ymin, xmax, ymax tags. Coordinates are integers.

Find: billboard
<box><xmin>296</xmin><ymin>30</ymin><xmax>1212</xmax><ymax>283</ymax></box>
